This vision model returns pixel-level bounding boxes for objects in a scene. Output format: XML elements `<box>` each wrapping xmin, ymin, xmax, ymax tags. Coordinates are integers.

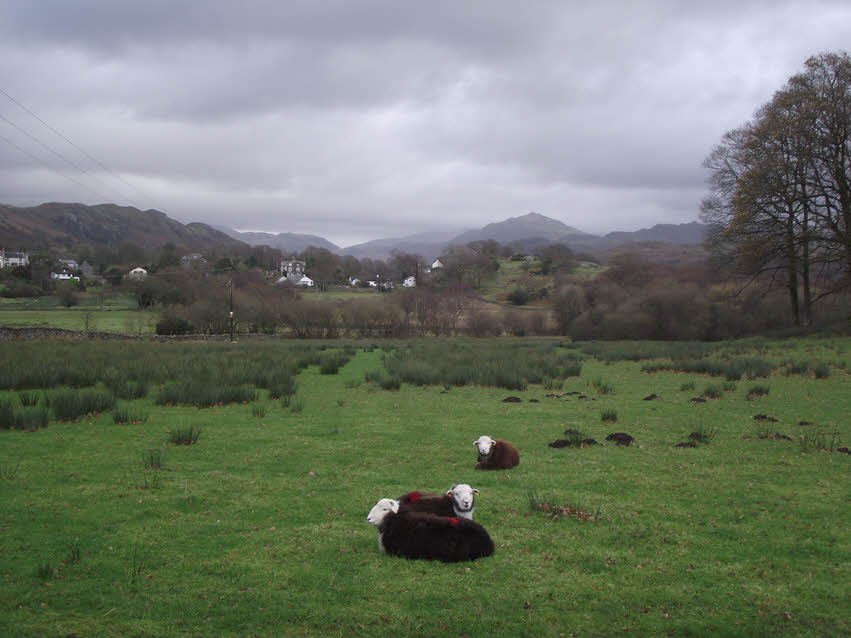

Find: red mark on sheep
<box><xmin>448</xmin><ymin>517</ymin><xmax>459</xmax><ymax>527</ymax></box>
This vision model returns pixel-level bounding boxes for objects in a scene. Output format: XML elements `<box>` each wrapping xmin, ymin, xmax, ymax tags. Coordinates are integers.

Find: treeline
<box><xmin>151</xmin><ymin>253</ymin><xmax>850</xmax><ymax>339</ymax></box>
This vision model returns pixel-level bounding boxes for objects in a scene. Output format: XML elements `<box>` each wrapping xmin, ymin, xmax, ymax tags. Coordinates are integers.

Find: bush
<box><xmin>113</xmin><ymin>406</ymin><xmax>148</xmax><ymax>424</ymax></box>
<box><xmin>168</xmin><ymin>426</ymin><xmax>201</xmax><ymax>445</ymax></box>
<box><xmin>155</xmin><ymin>315</ymin><xmax>193</xmax><ymax>336</ymax></box>
<box><xmin>746</xmin><ymin>385</ymin><xmax>770</xmax><ymax>400</ymax></box>
<box><xmin>507</xmin><ymin>287</ymin><xmax>529</xmax><ymax>306</ymax></box>
<box><xmin>156</xmin><ymin>382</ymin><xmax>256</xmax><ymax>408</ymax></box>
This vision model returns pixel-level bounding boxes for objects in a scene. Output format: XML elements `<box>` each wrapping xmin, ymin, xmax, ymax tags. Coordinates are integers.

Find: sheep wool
<box><xmin>367</xmin><ymin>498</ymin><xmax>494</xmax><ymax>563</ymax></box>
<box><xmin>473</xmin><ymin>435</ymin><xmax>520</xmax><ymax>470</ymax></box>
<box><xmin>397</xmin><ymin>484</ymin><xmax>479</xmax><ymax>520</ymax></box>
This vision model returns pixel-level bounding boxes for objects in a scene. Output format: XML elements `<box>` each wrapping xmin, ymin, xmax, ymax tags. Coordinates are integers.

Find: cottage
<box><xmin>128</xmin><ymin>267</ymin><xmax>148</xmax><ymax>280</ymax></box>
<box><xmin>402</xmin><ymin>276</ymin><xmax>416</xmax><ymax>288</ymax></box>
<box><xmin>430</xmin><ymin>259</ymin><xmax>444</xmax><ymax>270</ymax></box>
<box><xmin>51</xmin><ymin>272</ymin><xmax>79</xmax><ymax>281</ymax></box>
<box><xmin>348</xmin><ymin>277</ymin><xmax>361</xmax><ymax>287</ymax></box>
<box><xmin>180</xmin><ymin>253</ymin><xmax>208</xmax><ymax>268</ymax></box>
<box><xmin>0</xmin><ymin>250</ymin><xmax>29</xmax><ymax>268</ymax></box>
<box><xmin>58</xmin><ymin>258</ymin><xmax>79</xmax><ymax>270</ymax></box>
<box><xmin>295</xmin><ymin>275</ymin><xmax>314</xmax><ymax>287</ymax></box>
<box><xmin>281</xmin><ymin>260</ymin><xmax>306</xmax><ymax>276</ymax></box>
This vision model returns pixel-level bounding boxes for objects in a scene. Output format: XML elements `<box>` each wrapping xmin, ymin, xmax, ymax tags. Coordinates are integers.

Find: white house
<box><xmin>0</xmin><ymin>250</ymin><xmax>29</xmax><ymax>268</ymax></box>
<box><xmin>128</xmin><ymin>267</ymin><xmax>148</xmax><ymax>280</ymax></box>
<box><xmin>281</xmin><ymin>260</ymin><xmax>306</xmax><ymax>276</ymax></box>
<box><xmin>367</xmin><ymin>280</ymin><xmax>378</xmax><ymax>287</ymax></box>
<box><xmin>430</xmin><ymin>259</ymin><xmax>444</xmax><ymax>270</ymax></box>
<box><xmin>58</xmin><ymin>258</ymin><xmax>79</xmax><ymax>270</ymax></box>
<box><xmin>348</xmin><ymin>277</ymin><xmax>361</xmax><ymax>287</ymax></box>
<box><xmin>180</xmin><ymin>253</ymin><xmax>207</xmax><ymax>268</ymax></box>
<box><xmin>51</xmin><ymin>272</ymin><xmax>79</xmax><ymax>281</ymax></box>
<box><xmin>402</xmin><ymin>276</ymin><xmax>416</xmax><ymax>287</ymax></box>
<box><xmin>295</xmin><ymin>275</ymin><xmax>314</xmax><ymax>287</ymax></box>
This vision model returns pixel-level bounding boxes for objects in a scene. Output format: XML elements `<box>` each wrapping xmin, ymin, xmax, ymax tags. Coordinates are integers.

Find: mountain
<box><xmin>602</xmin><ymin>222</ymin><xmax>707</xmax><ymax>245</ymax></box>
<box><xmin>342</xmin><ymin>231</ymin><xmax>461</xmax><ymax>262</ymax></box>
<box><xmin>0</xmin><ymin>202</ymin><xmax>246</xmax><ymax>254</ymax></box>
<box><xmin>449</xmin><ymin>212</ymin><xmax>594</xmax><ymax>246</ymax></box>
<box><xmin>215</xmin><ymin>226</ymin><xmax>341</xmax><ymax>255</ymax></box>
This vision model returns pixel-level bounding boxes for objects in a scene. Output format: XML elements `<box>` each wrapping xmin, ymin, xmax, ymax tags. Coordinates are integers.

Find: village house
<box><xmin>402</xmin><ymin>275</ymin><xmax>416</xmax><ymax>287</ymax></box>
<box><xmin>280</xmin><ymin>260</ymin><xmax>306</xmax><ymax>276</ymax></box>
<box><xmin>0</xmin><ymin>250</ymin><xmax>29</xmax><ymax>268</ymax></box>
<box><xmin>128</xmin><ymin>267</ymin><xmax>148</xmax><ymax>280</ymax></box>
<box><xmin>180</xmin><ymin>253</ymin><xmax>208</xmax><ymax>268</ymax></box>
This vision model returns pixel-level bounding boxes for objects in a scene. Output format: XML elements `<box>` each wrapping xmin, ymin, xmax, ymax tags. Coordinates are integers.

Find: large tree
<box><xmin>701</xmin><ymin>51</ymin><xmax>851</xmax><ymax>326</ymax></box>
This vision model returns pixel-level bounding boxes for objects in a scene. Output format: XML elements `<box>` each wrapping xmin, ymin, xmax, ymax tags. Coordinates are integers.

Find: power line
<box><xmin>0</xmin><ymin>111</ymin><xmax>142</xmax><ymax>208</ymax></box>
<box><xmin>0</xmin><ymin>131</ymin><xmax>116</xmax><ymax>203</ymax></box>
<box><xmin>0</xmin><ymin>86</ymin><xmax>168</xmax><ymax>211</ymax></box>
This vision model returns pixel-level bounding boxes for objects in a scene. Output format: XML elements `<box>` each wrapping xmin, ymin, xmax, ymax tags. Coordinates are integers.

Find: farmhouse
<box><xmin>50</xmin><ymin>272</ymin><xmax>79</xmax><ymax>281</ymax></box>
<box><xmin>281</xmin><ymin>260</ymin><xmax>306</xmax><ymax>276</ymax></box>
<box><xmin>0</xmin><ymin>250</ymin><xmax>29</xmax><ymax>268</ymax></box>
<box><xmin>128</xmin><ymin>267</ymin><xmax>148</xmax><ymax>280</ymax></box>
<box><xmin>58</xmin><ymin>258</ymin><xmax>79</xmax><ymax>270</ymax></box>
<box><xmin>180</xmin><ymin>253</ymin><xmax>207</xmax><ymax>268</ymax></box>
<box><xmin>402</xmin><ymin>276</ymin><xmax>416</xmax><ymax>287</ymax></box>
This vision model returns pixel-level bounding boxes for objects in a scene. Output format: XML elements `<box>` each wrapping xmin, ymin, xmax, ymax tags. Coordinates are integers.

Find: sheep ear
<box><xmin>472</xmin><ymin>488</ymin><xmax>479</xmax><ymax>494</ymax></box>
<box><xmin>445</xmin><ymin>489</ymin><xmax>453</xmax><ymax>497</ymax></box>
<box><xmin>389</xmin><ymin>500</ymin><xmax>400</xmax><ymax>513</ymax></box>
<box><xmin>472</xmin><ymin>441</ymin><xmax>477</xmax><ymax>446</ymax></box>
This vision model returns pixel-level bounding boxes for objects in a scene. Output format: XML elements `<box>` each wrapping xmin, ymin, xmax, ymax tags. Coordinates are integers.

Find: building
<box><xmin>180</xmin><ymin>253</ymin><xmax>208</xmax><ymax>268</ymax></box>
<box><xmin>281</xmin><ymin>260</ymin><xmax>306</xmax><ymax>276</ymax></box>
<box><xmin>402</xmin><ymin>276</ymin><xmax>416</xmax><ymax>287</ymax></box>
<box><xmin>0</xmin><ymin>250</ymin><xmax>29</xmax><ymax>268</ymax></box>
<box><xmin>128</xmin><ymin>267</ymin><xmax>148</xmax><ymax>280</ymax></box>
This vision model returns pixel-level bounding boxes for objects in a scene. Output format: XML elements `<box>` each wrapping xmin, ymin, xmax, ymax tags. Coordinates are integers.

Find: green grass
<box><xmin>0</xmin><ymin>308</ymin><xmax>159</xmax><ymax>333</ymax></box>
<box><xmin>0</xmin><ymin>337</ymin><xmax>848</xmax><ymax>636</ymax></box>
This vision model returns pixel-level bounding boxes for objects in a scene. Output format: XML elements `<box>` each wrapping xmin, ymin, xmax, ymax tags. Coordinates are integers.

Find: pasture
<box><xmin>0</xmin><ymin>338</ymin><xmax>848</xmax><ymax>637</ymax></box>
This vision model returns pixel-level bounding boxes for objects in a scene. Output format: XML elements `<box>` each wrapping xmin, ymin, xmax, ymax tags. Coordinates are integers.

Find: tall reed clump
<box><xmin>46</xmin><ymin>388</ymin><xmax>115</xmax><ymax>421</ymax></box>
<box><xmin>0</xmin><ymin>399</ymin><xmax>50</xmax><ymax>430</ymax></box>
<box><xmin>168</xmin><ymin>426</ymin><xmax>201</xmax><ymax>445</ymax></box>
<box><xmin>156</xmin><ymin>382</ymin><xmax>256</xmax><ymax>408</ymax></box>
<box><xmin>113</xmin><ymin>405</ymin><xmax>149</xmax><ymax>425</ymax></box>
<box><xmin>319</xmin><ymin>350</ymin><xmax>353</xmax><ymax>375</ymax></box>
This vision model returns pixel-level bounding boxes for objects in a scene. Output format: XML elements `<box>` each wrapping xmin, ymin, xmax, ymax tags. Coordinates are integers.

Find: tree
<box><xmin>701</xmin><ymin>50</ymin><xmax>851</xmax><ymax>327</ymax></box>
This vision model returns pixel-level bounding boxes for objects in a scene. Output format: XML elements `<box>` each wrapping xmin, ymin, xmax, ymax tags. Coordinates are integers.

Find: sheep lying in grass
<box><xmin>474</xmin><ymin>435</ymin><xmax>520</xmax><ymax>470</ymax></box>
<box><xmin>397</xmin><ymin>484</ymin><xmax>479</xmax><ymax>520</ymax></box>
<box><xmin>366</xmin><ymin>498</ymin><xmax>494</xmax><ymax>562</ymax></box>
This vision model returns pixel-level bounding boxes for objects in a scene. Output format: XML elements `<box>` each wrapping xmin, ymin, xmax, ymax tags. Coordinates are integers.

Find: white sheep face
<box><xmin>473</xmin><ymin>435</ymin><xmax>496</xmax><ymax>456</ymax></box>
<box><xmin>366</xmin><ymin>498</ymin><xmax>399</xmax><ymax>526</ymax></box>
<box><xmin>447</xmin><ymin>484</ymin><xmax>479</xmax><ymax>514</ymax></box>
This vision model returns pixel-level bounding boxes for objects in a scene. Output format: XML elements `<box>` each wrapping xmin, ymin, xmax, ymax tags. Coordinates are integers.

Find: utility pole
<box><xmin>228</xmin><ymin>275</ymin><xmax>234</xmax><ymax>342</ymax></box>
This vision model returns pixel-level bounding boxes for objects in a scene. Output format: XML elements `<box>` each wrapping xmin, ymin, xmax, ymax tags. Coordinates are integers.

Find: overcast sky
<box><xmin>1</xmin><ymin>1</ymin><xmax>849</xmax><ymax>247</ymax></box>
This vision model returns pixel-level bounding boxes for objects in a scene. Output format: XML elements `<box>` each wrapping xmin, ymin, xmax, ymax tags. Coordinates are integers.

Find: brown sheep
<box><xmin>473</xmin><ymin>435</ymin><xmax>520</xmax><ymax>470</ymax></box>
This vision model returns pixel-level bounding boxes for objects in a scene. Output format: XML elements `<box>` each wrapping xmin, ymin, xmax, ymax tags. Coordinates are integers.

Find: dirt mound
<box><xmin>548</xmin><ymin>438</ymin><xmax>599</xmax><ymax>448</ymax></box>
<box><xmin>798</xmin><ymin>420</ymin><xmax>814</xmax><ymax>426</ymax></box>
<box><xmin>578</xmin><ymin>394</ymin><xmax>589</xmax><ymax>400</ymax></box>
<box><xmin>836</xmin><ymin>447</ymin><xmax>850</xmax><ymax>455</ymax></box>
<box><xmin>563</xmin><ymin>428</ymin><xmax>581</xmax><ymax>435</ymax></box>
<box><xmin>605</xmin><ymin>432</ymin><xmax>634</xmax><ymax>446</ymax></box>
<box><xmin>689</xmin><ymin>397</ymin><xmax>706</xmax><ymax>403</ymax></box>
<box><xmin>502</xmin><ymin>396</ymin><xmax>522</xmax><ymax>403</ymax></box>
<box><xmin>759</xmin><ymin>432</ymin><xmax>792</xmax><ymax>441</ymax></box>
<box><xmin>643</xmin><ymin>393</ymin><xmax>659</xmax><ymax>401</ymax></box>
<box><xmin>529</xmin><ymin>398</ymin><xmax>540</xmax><ymax>403</ymax></box>
<box><xmin>675</xmin><ymin>441</ymin><xmax>697</xmax><ymax>448</ymax></box>
<box><xmin>565</xmin><ymin>391</ymin><xmax>581</xmax><ymax>396</ymax></box>
<box><xmin>754</xmin><ymin>414</ymin><xmax>778</xmax><ymax>422</ymax></box>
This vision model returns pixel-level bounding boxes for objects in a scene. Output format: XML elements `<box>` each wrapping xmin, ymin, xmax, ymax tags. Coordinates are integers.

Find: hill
<box><xmin>342</xmin><ymin>231</ymin><xmax>460</xmax><ymax>262</ymax></box>
<box><xmin>215</xmin><ymin>226</ymin><xmax>341</xmax><ymax>255</ymax></box>
<box><xmin>0</xmin><ymin>202</ymin><xmax>247</xmax><ymax>255</ymax></box>
<box><xmin>449</xmin><ymin>212</ymin><xmax>593</xmax><ymax>246</ymax></box>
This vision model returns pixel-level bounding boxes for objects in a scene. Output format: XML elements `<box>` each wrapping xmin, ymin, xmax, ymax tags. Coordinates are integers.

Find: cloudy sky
<box><xmin>1</xmin><ymin>1</ymin><xmax>849</xmax><ymax>247</ymax></box>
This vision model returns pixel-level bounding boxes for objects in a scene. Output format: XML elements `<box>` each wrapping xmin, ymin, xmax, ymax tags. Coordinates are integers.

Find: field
<box><xmin>0</xmin><ymin>338</ymin><xmax>848</xmax><ymax>637</ymax></box>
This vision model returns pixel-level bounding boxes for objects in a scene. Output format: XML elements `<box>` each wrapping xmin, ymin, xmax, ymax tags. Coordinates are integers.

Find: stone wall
<box><xmin>0</xmin><ymin>327</ymin><xmax>276</xmax><ymax>342</ymax></box>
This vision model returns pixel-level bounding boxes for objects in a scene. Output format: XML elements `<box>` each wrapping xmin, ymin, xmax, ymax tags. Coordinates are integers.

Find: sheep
<box><xmin>397</xmin><ymin>484</ymin><xmax>479</xmax><ymax>520</ymax></box>
<box><xmin>473</xmin><ymin>435</ymin><xmax>520</xmax><ymax>470</ymax></box>
<box><xmin>366</xmin><ymin>498</ymin><xmax>494</xmax><ymax>562</ymax></box>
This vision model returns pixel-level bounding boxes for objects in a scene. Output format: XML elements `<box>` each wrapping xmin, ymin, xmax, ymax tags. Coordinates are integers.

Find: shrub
<box><xmin>592</xmin><ymin>378</ymin><xmax>614</xmax><ymax>395</ymax></box>
<box><xmin>267</xmin><ymin>376</ymin><xmax>297</xmax><ymax>399</ymax></box>
<box><xmin>288</xmin><ymin>396</ymin><xmax>305</xmax><ymax>413</ymax></box>
<box><xmin>812</xmin><ymin>362</ymin><xmax>831</xmax><ymax>379</ymax></box>
<box><xmin>507</xmin><ymin>287</ymin><xmax>529</xmax><ymax>306</ymax></box>
<box><xmin>562</xmin><ymin>362</ymin><xmax>583</xmax><ymax>378</ymax></box>
<box><xmin>156</xmin><ymin>382</ymin><xmax>256</xmax><ymax>408</ymax></box>
<box><xmin>155</xmin><ymin>315</ymin><xmax>193</xmax><ymax>336</ymax></box>
<box><xmin>252</xmin><ymin>403</ymin><xmax>266</xmax><ymax>418</ymax></box>
<box><xmin>600</xmin><ymin>409</ymin><xmax>618</xmax><ymax>422</ymax></box>
<box><xmin>722</xmin><ymin>381</ymin><xmax>737</xmax><ymax>392</ymax></box>
<box><xmin>680</xmin><ymin>381</ymin><xmax>695</xmax><ymax>391</ymax></box>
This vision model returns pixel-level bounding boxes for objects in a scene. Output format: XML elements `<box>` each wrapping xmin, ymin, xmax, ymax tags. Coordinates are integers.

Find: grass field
<box><xmin>0</xmin><ymin>338</ymin><xmax>848</xmax><ymax>636</ymax></box>
<box><xmin>0</xmin><ymin>309</ymin><xmax>158</xmax><ymax>333</ymax></box>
